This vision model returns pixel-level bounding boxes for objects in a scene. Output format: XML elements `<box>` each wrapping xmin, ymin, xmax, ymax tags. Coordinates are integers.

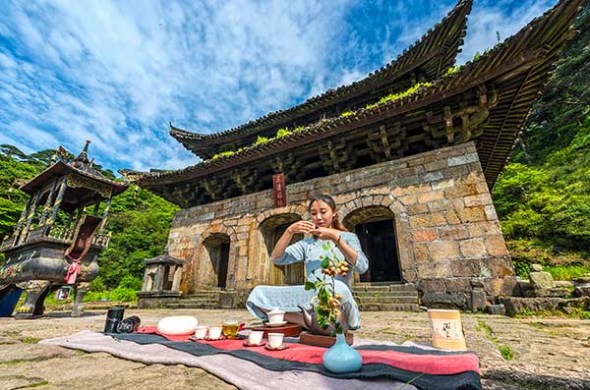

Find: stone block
<box><xmin>445</xmin><ymin>210</ymin><xmax>461</xmax><ymax>225</ymax></box>
<box><xmin>445</xmin><ymin>182</ymin><xmax>478</xmax><ymax>198</ymax></box>
<box><xmin>418</xmin><ymin>260</ymin><xmax>451</xmax><ymax>278</ymax></box>
<box><xmin>459</xmin><ymin>238</ymin><xmax>487</xmax><ymax>259</ymax></box>
<box><xmin>451</xmin><ymin>258</ymin><xmax>482</xmax><ymax>277</ymax></box>
<box><xmin>529</xmin><ymin>271</ymin><xmax>555</xmax><ymax>289</ymax></box>
<box><xmin>431</xmin><ymin>179</ymin><xmax>455</xmax><ymax>191</ymax></box>
<box><xmin>484</xmin><ymin>235</ymin><xmax>509</xmax><ymax>257</ymax></box>
<box><xmin>458</xmin><ymin>206</ymin><xmax>487</xmax><ymax>223</ymax></box>
<box><xmin>471</xmin><ymin>288</ymin><xmax>487</xmax><ymax>311</ymax></box>
<box><xmin>407</xmin><ymin>203</ymin><xmax>430</xmax><ymax>214</ymax></box>
<box><xmin>414</xmin><ymin>243</ymin><xmax>430</xmax><ymax>262</ymax></box>
<box><xmin>486</xmin><ymin>304</ymin><xmax>506</xmax><ymax>315</ymax></box>
<box><xmin>412</xmin><ymin>229</ymin><xmax>438</xmax><ymax>242</ymax></box>
<box><xmin>447</xmin><ymin>153</ymin><xmax>479</xmax><ymax>167</ymax></box>
<box><xmin>484</xmin><ymin>205</ymin><xmax>498</xmax><ymax>221</ymax></box>
<box><xmin>438</xmin><ymin>225</ymin><xmax>469</xmax><ymax>240</ymax></box>
<box><xmin>531</xmin><ymin>263</ymin><xmax>544</xmax><ymax>272</ymax></box>
<box><xmin>429</xmin><ymin>241</ymin><xmax>461</xmax><ymax>261</ymax></box>
<box><xmin>423</xmin><ymin>159</ymin><xmax>448</xmax><ymax>172</ymax></box>
<box><xmin>417</xmin><ymin>191</ymin><xmax>445</xmax><ymax>204</ymax></box>
<box><xmin>464</xmin><ymin>194</ymin><xmax>492</xmax><ymax>207</ymax></box>
<box><xmin>422</xmin><ymin>171</ymin><xmax>444</xmax><ymax>182</ymax></box>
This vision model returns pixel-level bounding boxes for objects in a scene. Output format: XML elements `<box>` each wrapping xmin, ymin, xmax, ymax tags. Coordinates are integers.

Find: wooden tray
<box><xmin>251</xmin><ymin>323</ymin><xmax>301</xmax><ymax>338</ymax></box>
<box><xmin>299</xmin><ymin>331</ymin><xmax>354</xmax><ymax>348</ymax></box>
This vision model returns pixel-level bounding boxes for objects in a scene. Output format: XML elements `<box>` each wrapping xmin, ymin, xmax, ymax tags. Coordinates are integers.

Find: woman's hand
<box><xmin>309</xmin><ymin>226</ymin><xmax>339</xmax><ymax>241</ymax></box>
<box><xmin>287</xmin><ymin>220</ymin><xmax>316</xmax><ymax>235</ymax></box>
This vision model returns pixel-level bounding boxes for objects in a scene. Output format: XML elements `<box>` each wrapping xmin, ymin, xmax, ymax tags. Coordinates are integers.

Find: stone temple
<box><xmin>126</xmin><ymin>0</ymin><xmax>582</xmax><ymax>311</ymax></box>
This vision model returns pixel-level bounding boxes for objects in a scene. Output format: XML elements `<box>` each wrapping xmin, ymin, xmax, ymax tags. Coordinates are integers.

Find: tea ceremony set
<box><xmin>38</xmin><ymin>306</ymin><xmax>482</xmax><ymax>389</ymax></box>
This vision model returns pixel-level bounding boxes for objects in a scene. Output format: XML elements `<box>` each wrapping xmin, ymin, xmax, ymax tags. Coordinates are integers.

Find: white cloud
<box><xmin>0</xmin><ymin>0</ymin><xmax>563</xmax><ymax>175</ymax></box>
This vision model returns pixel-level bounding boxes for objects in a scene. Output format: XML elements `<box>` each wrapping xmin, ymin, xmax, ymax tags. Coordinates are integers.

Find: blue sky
<box><xmin>0</xmin><ymin>0</ymin><xmax>557</xmax><ymax>174</ymax></box>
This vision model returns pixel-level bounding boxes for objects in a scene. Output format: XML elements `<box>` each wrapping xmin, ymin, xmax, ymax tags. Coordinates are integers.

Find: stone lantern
<box><xmin>0</xmin><ymin>141</ymin><xmax>129</xmax><ymax>317</ymax></box>
<box><xmin>137</xmin><ymin>253</ymin><xmax>184</xmax><ymax>308</ymax></box>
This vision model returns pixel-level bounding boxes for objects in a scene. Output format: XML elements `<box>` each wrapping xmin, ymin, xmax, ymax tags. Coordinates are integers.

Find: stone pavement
<box><xmin>0</xmin><ymin>308</ymin><xmax>589</xmax><ymax>389</ymax></box>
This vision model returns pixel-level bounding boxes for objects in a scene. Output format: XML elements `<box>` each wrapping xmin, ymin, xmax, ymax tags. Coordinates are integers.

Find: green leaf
<box><xmin>321</xmin><ymin>258</ymin><xmax>330</xmax><ymax>268</ymax></box>
<box><xmin>304</xmin><ymin>281</ymin><xmax>316</xmax><ymax>291</ymax></box>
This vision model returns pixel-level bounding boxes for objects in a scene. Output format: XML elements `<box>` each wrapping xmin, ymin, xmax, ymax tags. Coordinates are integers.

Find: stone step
<box><xmin>353</xmin><ymin>290</ymin><xmax>419</xmax><ymax>298</ymax></box>
<box><xmin>189</xmin><ymin>292</ymin><xmax>222</xmax><ymax>298</ymax></box>
<box><xmin>354</xmin><ymin>296</ymin><xmax>418</xmax><ymax>305</ymax></box>
<box><xmin>358</xmin><ymin>303</ymin><xmax>422</xmax><ymax>312</ymax></box>
<box><xmin>354</xmin><ymin>284</ymin><xmax>417</xmax><ymax>292</ymax></box>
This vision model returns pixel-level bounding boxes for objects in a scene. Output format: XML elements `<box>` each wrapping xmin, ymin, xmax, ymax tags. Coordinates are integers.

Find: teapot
<box><xmin>298</xmin><ymin>305</ymin><xmax>349</xmax><ymax>336</ymax></box>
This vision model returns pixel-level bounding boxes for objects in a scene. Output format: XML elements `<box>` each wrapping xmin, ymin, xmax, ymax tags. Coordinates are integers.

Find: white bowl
<box><xmin>157</xmin><ymin>316</ymin><xmax>198</xmax><ymax>335</ymax></box>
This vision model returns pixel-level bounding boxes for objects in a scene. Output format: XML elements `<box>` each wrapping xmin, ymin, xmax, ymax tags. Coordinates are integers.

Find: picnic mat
<box><xmin>40</xmin><ymin>328</ymin><xmax>481</xmax><ymax>390</ymax></box>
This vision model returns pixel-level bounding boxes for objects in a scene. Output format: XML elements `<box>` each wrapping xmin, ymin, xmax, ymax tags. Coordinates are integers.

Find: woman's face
<box><xmin>309</xmin><ymin>200</ymin><xmax>335</xmax><ymax>228</ymax></box>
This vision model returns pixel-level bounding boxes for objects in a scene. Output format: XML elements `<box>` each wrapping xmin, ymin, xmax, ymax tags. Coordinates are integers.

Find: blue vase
<box><xmin>322</xmin><ymin>333</ymin><xmax>363</xmax><ymax>373</ymax></box>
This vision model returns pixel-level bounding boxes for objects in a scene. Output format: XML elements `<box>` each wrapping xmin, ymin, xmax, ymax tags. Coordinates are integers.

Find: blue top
<box><xmin>274</xmin><ymin>232</ymin><xmax>369</xmax><ymax>288</ymax></box>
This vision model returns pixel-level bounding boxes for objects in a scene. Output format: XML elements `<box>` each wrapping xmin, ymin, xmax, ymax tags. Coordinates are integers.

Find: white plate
<box><xmin>264</xmin><ymin>321</ymin><xmax>287</xmax><ymax>328</ymax></box>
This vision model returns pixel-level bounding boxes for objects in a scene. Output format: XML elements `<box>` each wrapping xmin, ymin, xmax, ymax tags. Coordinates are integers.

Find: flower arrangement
<box><xmin>304</xmin><ymin>242</ymin><xmax>349</xmax><ymax>334</ymax></box>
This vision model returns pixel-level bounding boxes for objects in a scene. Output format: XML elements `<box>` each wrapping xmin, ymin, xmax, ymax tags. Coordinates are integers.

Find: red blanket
<box><xmin>129</xmin><ymin>326</ymin><xmax>481</xmax><ymax>389</ymax></box>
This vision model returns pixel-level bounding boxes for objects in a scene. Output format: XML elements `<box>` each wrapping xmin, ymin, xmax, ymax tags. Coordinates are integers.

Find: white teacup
<box><xmin>208</xmin><ymin>326</ymin><xmax>223</xmax><ymax>340</ymax></box>
<box><xmin>248</xmin><ymin>330</ymin><xmax>264</xmax><ymax>345</ymax></box>
<box><xmin>267</xmin><ymin>308</ymin><xmax>285</xmax><ymax>324</ymax></box>
<box><xmin>267</xmin><ymin>332</ymin><xmax>284</xmax><ymax>348</ymax></box>
<box><xmin>194</xmin><ymin>325</ymin><xmax>208</xmax><ymax>339</ymax></box>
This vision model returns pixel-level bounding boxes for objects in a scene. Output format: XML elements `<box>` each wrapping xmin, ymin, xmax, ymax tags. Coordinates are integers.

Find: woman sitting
<box><xmin>246</xmin><ymin>194</ymin><xmax>369</xmax><ymax>329</ymax></box>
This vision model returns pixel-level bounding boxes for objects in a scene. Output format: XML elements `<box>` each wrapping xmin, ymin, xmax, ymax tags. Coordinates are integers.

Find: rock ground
<box><xmin>0</xmin><ymin>308</ymin><xmax>589</xmax><ymax>389</ymax></box>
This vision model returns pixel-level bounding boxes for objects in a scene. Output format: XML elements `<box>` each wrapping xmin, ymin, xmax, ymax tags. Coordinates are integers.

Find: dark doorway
<box><xmin>203</xmin><ymin>234</ymin><xmax>231</xmax><ymax>288</ymax></box>
<box><xmin>355</xmin><ymin>219</ymin><xmax>401</xmax><ymax>282</ymax></box>
<box><xmin>217</xmin><ymin>242</ymin><xmax>230</xmax><ymax>288</ymax></box>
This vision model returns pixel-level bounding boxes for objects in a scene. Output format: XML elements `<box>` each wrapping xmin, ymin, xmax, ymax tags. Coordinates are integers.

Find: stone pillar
<box><xmin>18</xmin><ymin>191</ymin><xmax>41</xmax><ymax>245</ymax></box>
<box><xmin>38</xmin><ymin>180</ymin><xmax>59</xmax><ymax>226</ymax></box>
<box><xmin>172</xmin><ymin>266</ymin><xmax>183</xmax><ymax>291</ymax></box>
<box><xmin>12</xmin><ymin>196</ymin><xmax>32</xmax><ymax>238</ymax></box>
<box><xmin>46</xmin><ymin>177</ymin><xmax>68</xmax><ymax>228</ymax></box>
<box><xmin>154</xmin><ymin>265</ymin><xmax>165</xmax><ymax>291</ymax></box>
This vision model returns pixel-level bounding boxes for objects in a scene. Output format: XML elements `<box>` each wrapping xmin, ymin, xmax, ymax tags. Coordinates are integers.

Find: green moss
<box><xmin>476</xmin><ymin>319</ymin><xmax>515</xmax><ymax>361</ymax></box>
<box><xmin>499</xmin><ymin>345</ymin><xmax>514</xmax><ymax>360</ymax></box>
<box><xmin>276</xmin><ymin>128</ymin><xmax>290</xmax><ymax>138</ymax></box>
<box><xmin>21</xmin><ymin>336</ymin><xmax>40</xmax><ymax>344</ymax></box>
<box><xmin>254</xmin><ymin>135</ymin><xmax>269</xmax><ymax>146</ymax></box>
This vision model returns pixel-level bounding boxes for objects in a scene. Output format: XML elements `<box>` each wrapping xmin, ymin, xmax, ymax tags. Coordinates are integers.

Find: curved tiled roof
<box><xmin>137</xmin><ymin>0</ymin><xmax>581</xmax><ymax>206</ymax></box>
<box><xmin>170</xmin><ymin>0</ymin><xmax>473</xmax><ymax>159</ymax></box>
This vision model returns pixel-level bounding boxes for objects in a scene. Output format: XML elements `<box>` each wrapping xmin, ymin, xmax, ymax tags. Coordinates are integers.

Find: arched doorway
<box><xmin>203</xmin><ymin>233</ymin><xmax>230</xmax><ymax>288</ymax></box>
<box><xmin>343</xmin><ymin>206</ymin><xmax>402</xmax><ymax>283</ymax></box>
<box><xmin>260</xmin><ymin>213</ymin><xmax>305</xmax><ymax>285</ymax></box>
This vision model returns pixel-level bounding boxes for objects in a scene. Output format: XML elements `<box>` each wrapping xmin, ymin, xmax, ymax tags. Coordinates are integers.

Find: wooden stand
<box><xmin>251</xmin><ymin>323</ymin><xmax>301</xmax><ymax>338</ymax></box>
<box><xmin>299</xmin><ymin>331</ymin><xmax>354</xmax><ymax>348</ymax></box>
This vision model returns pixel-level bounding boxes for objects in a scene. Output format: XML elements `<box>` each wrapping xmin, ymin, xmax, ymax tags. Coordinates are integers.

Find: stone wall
<box><xmin>166</xmin><ymin>141</ymin><xmax>517</xmax><ymax>309</ymax></box>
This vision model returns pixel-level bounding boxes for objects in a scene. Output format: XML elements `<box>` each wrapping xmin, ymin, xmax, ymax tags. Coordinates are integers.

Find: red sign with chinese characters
<box><xmin>273</xmin><ymin>173</ymin><xmax>287</xmax><ymax>207</ymax></box>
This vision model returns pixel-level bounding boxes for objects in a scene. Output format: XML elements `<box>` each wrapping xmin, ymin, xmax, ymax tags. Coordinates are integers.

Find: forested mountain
<box><xmin>492</xmin><ymin>1</ymin><xmax>590</xmax><ymax>278</ymax></box>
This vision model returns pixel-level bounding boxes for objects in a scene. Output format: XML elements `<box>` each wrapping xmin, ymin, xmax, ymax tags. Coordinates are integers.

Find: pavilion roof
<box><xmin>134</xmin><ymin>0</ymin><xmax>581</xmax><ymax>207</ymax></box>
<box><xmin>21</xmin><ymin>143</ymin><xmax>129</xmax><ymax>198</ymax></box>
<box><xmin>170</xmin><ymin>0</ymin><xmax>473</xmax><ymax>160</ymax></box>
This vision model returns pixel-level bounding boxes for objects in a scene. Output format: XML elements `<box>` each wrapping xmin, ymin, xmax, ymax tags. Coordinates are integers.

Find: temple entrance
<box><xmin>203</xmin><ymin>234</ymin><xmax>230</xmax><ymax>288</ymax></box>
<box><xmin>260</xmin><ymin>214</ymin><xmax>305</xmax><ymax>285</ymax></box>
<box><xmin>344</xmin><ymin>206</ymin><xmax>402</xmax><ymax>283</ymax></box>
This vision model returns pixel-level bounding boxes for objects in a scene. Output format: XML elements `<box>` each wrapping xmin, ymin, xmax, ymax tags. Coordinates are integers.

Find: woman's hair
<box><xmin>308</xmin><ymin>194</ymin><xmax>348</xmax><ymax>232</ymax></box>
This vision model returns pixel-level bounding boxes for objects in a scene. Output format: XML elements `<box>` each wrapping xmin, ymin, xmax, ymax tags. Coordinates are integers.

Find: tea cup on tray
<box><xmin>267</xmin><ymin>332</ymin><xmax>284</xmax><ymax>349</ymax></box>
<box><xmin>248</xmin><ymin>330</ymin><xmax>264</xmax><ymax>345</ymax></box>
<box><xmin>267</xmin><ymin>308</ymin><xmax>286</xmax><ymax>325</ymax></box>
<box><xmin>208</xmin><ymin>326</ymin><xmax>223</xmax><ymax>340</ymax></box>
<box><xmin>193</xmin><ymin>325</ymin><xmax>208</xmax><ymax>339</ymax></box>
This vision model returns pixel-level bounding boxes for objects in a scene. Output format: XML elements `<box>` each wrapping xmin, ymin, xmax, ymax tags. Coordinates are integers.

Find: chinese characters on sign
<box><xmin>273</xmin><ymin>173</ymin><xmax>287</xmax><ymax>207</ymax></box>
